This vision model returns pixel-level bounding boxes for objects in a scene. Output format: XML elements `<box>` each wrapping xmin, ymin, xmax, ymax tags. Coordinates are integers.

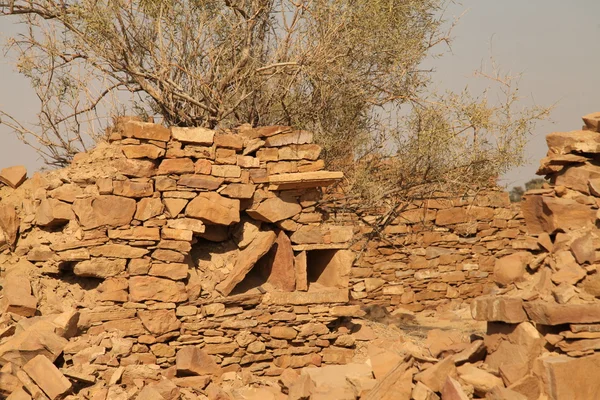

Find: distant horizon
<box><xmin>1</xmin><ymin>1</ymin><xmax>598</xmax><ymax>191</ymax></box>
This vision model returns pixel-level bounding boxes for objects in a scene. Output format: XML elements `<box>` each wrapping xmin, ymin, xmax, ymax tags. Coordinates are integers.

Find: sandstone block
<box><xmin>215</xmin><ymin>231</ymin><xmax>277</xmax><ymax>295</ymax></box>
<box><xmin>122</xmin><ymin>144</ymin><xmax>165</xmax><ymax>159</ymax></box>
<box><xmin>167</xmin><ymin>218</ymin><xmax>205</xmax><ymax>233</ymax></box>
<box><xmin>23</xmin><ymin>355</ymin><xmax>72</xmax><ymax>400</ymax></box>
<box><xmin>547</xmin><ymin>129</ymin><xmax>600</xmax><ymax>154</ymax></box>
<box><xmin>212</xmin><ymin>165</ymin><xmax>241</xmax><ymax>178</ymax></box>
<box><xmin>74</xmin><ymin>258</ymin><xmax>127</xmax><ymax>278</ymax></box>
<box><xmin>171</xmin><ymin>127</ymin><xmax>215</xmax><ymax>144</ymax></box>
<box><xmin>176</xmin><ymin>346</ymin><xmax>219</xmax><ymax>376</ymax></box>
<box><xmin>186</xmin><ymin>192</ymin><xmax>240</xmax><ymax>225</ymax></box>
<box><xmin>158</xmin><ymin>158</ymin><xmax>195</xmax><ymax>175</ymax></box>
<box><xmin>0</xmin><ymin>272</ymin><xmax>37</xmax><ymax>317</ymax></box>
<box><xmin>129</xmin><ymin>276</ymin><xmax>188</xmax><ymax>302</ymax></box>
<box><xmin>270</xmin><ymin>326</ymin><xmax>297</xmax><ymax>340</ymax></box>
<box><xmin>264</xmin><ymin>131</ymin><xmax>313</xmax><ymax>147</ymax></box>
<box><xmin>0</xmin><ymin>165</ymin><xmax>27</xmax><ymax>188</ymax></box>
<box><xmin>583</xmin><ymin>112</ymin><xmax>600</xmax><ymax>132</ymax></box>
<box><xmin>73</xmin><ymin>195</ymin><xmax>136</xmax><ymax>229</ymax></box>
<box><xmin>120</xmin><ymin>120</ymin><xmax>171</xmax><ymax>141</ymax></box>
<box><xmin>535</xmin><ymin>353</ymin><xmax>600</xmax><ymax>400</ymax></box>
<box><xmin>524</xmin><ymin>302</ymin><xmax>600</xmax><ymax>325</ymax></box>
<box><xmin>152</xmin><ymin>249</ymin><xmax>185</xmax><ymax>263</ymax></box>
<box><xmin>163</xmin><ymin>198</ymin><xmax>188</xmax><ymax>217</ymax></box>
<box><xmin>0</xmin><ymin>204</ymin><xmax>19</xmax><ymax>248</ymax></box>
<box><xmin>113</xmin><ymin>179</ymin><xmax>153</xmax><ymax>198</ymax></box>
<box><xmin>522</xmin><ymin>195</ymin><xmax>595</xmax><ymax>234</ymax></box>
<box><xmin>214</xmin><ymin>134</ymin><xmax>243</xmax><ymax>150</ymax></box>
<box><xmin>108</xmin><ymin>227</ymin><xmax>160</xmax><ymax>241</ymax></box>
<box><xmin>115</xmin><ymin>158</ymin><xmax>157</xmax><ymax>177</ymax></box>
<box><xmin>34</xmin><ymin>198</ymin><xmax>73</xmax><ymax>227</ymax></box>
<box><xmin>256</xmin><ymin>230</ymin><xmax>295</xmax><ymax>292</ymax></box>
<box><xmin>138</xmin><ymin>309</ymin><xmax>181</xmax><ymax>335</ymax></box>
<box><xmin>415</xmin><ymin>356</ymin><xmax>457</xmax><ymax>393</ymax></box>
<box><xmin>247</xmin><ymin>197</ymin><xmax>302</xmax><ymax>223</ymax></box>
<box><xmin>471</xmin><ymin>296</ymin><xmax>526</xmax><ymax>323</ymax></box>
<box><xmin>494</xmin><ymin>252</ymin><xmax>532</xmax><ymax>286</ymax></box>
<box><xmin>220</xmin><ymin>183</ymin><xmax>256</xmax><ymax>199</ymax></box>
<box><xmin>178</xmin><ymin>174</ymin><xmax>223</xmax><ymax>190</ymax></box>
<box><xmin>90</xmin><ymin>244</ymin><xmax>149</xmax><ymax>258</ymax></box>
<box><xmin>135</xmin><ymin>197</ymin><xmax>165</xmax><ymax>221</ymax></box>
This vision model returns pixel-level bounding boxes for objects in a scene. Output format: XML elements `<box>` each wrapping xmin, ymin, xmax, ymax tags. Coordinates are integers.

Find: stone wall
<box><xmin>324</xmin><ymin>190</ymin><xmax>528</xmax><ymax>312</ymax></box>
<box><xmin>0</xmin><ymin>118</ymin><xmax>364</xmax><ymax>380</ymax></box>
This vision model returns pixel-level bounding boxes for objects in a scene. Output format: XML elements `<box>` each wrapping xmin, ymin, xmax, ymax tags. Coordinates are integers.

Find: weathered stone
<box><xmin>163</xmin><ymin>198</ymin><xmax>188</xmax><ymax>217</ymax></box>
<box><xmin>108</xmin><ymin>226</ymin><xmax>160</xmax><ymax>240</ymax></box>
<box><xmin>221</xmin><ymin>183</ymin><xmax>256</xmax><ymax>199</ymax></box>
<box><xmin>524</xmin><ymin>302</ymin><xmax>600</xmax><ymax>325</ymax></box>
<box><xmin>295</xmin><ymin>251</ymin><xmax>308</xmax><ymax>291</ymax></box>
<box><xmin>256</xmin><ymin>230</ymin><xmax>295</xmax><ymax>291</ymax></box>
<box><xmin>216</xmin><ymin>231</ymin><xmax>277</xmax><ymax>295</ymax></box>
<box><xmin>290</xmin><ymin>225</ymin><xmax>323</xmax><ymax>244</ymax></box>
<box><xmin>570</xmin><ymin>234</ymin><xmax>595</xmax><ymax>264</ymax></box>
<box><xmin>441</xmin><ymin>377</ymin><xmax>469</xmax><ymax>400</ymax></box>
<box><xmin>186</xmin><ymin>192</ymin><xmax>240</xmax><ymax>225</ymax></box>
<box><xmin>308</xmin><ymin>249</ymin><xmax>353</xmax><ymax>289</ymax></box>
<box><xmin>129</xmin><ymin>276</ymin><xmax>188</xmax><ymax>302</ymax></box>
<box><xmin>178</xmin><ymin>174</ymin><xmax>224</xmax><ymax>190</ymax></box>
<box><xmin>415</xmin><ymin>356</ymin><xmax>457</xmax><ymax>393</ymax></box>
<box><xmin>135</xmin><ymin>197</ymin><xmax>165</xmax><ymax>221</ymax></box>
<box><xmin>113</xmin><ymin>179</ymin><xmax>153</xmax><ymax>198</ymax></box>
<box><xmin>35</xmin><ymin>199</ymin><xmax>75</xmax><ymax>227</ymax></box>
<box><xmin>212</xmin><ymin>165</ymin><xmax>241</xmax><ymax>178</ymax></box>
<box><xmin>73</xmin><ymin>258</ymin><xmax>127</xmax><ymax>278</ymax></box>
<box><xmin>264</xmin><ymin>131</ymin><xmax>313</xmax><ymax>147</ymax></box>
<box><xmin>120</xmin><ymin>120</ymin><xmax>171</xmax><ymax>141</ymax></box>
<box><xmin>494</xmin><ymin>252</ymin><xmax>532</xmax><ymax>286</ymax></box>
<box><xmin>435</xmin><ymin>208</ymin><xmax>468</xmax><ymax>226</ymax></box>
<box><xmin>122</xmin><ymin>144</ymin><xmax>165</xmax><ymax>159</ymax></box>
<box><xmin>176</xmin><ymin>347</ymin><xmax>220</xmax><ymax>376</ymax></box>
<box><xmin>247</xmin><ymin>197</ymin><xmax>302</xmax><ymax>223</ymax></box>
<box><xmin>114</xmin><ymin>158</ymin><xmax>157</xmax><ymax>178</ymax></box>
<box><xmin>270</xmin><ymin>326</ymin><xmax>297</xmax><ymax>340</ymax></box>
<box><xmin>278</xmin><ymin>144</ymin><xmax>322</xmax><ymax>161</ymax></box>
<box><xmin>167</xmin><ymin>218</ymin><xmax>205</xmax><ymax>233</ymax></box>
<box><xmin>0</xmin><ymin>165</ymin><xmax>27</xmax><ymax>188</ymax></box>
<box><xmin>547</xmin><ymin>130</ymin><xmax>600</xmax><ymax>154</ymax></box>
<box><xmin>0</xmin><ymin>321</ymin><xmax>67</xmax><ymax>366</ymax></box>
<box><xmin>90</xmin><ymin>244</ymin><xmax>148</xmax><ymax>258</ymax></box>
<box><xmin>268</xmin><ymin>171</ymin><xmax>343</xmax><ymax>190</ymax></box>
<box><xmin>23</xmin><ymin>355</ymin><xmax>72</xmax><ymax>400</ymax></box>
<box><xmin>171</xmin><ymin>127</ymin><xmax>215</xmax><ymax>144</ymax></box>
<box><xmin>457</xmin><ymin>364</ymin><xmax>503</xmax><ymax>396</ymax></box>
<box><xmin>137</xmin><ymin>309</ymin><xmax>181</xmax><ymax>335</ymax></box>
<box><xmin>0</xmin><ymin>204</ymin><xmax>19</xmax><ymax>248</ymax></box>
<box><xmin>73</xmin><ymin>195</ymin><xmax>136</xmax><ymax>229</ymax></box>
<box><xmin>521</xmin><ymin>195</ymin><xmax>595</xmax><ymax>234</ymax></box>
<box><xmin>0</xmin><ymin>271</ymin><xmax>37</xmax><ymax>317</ymax></box>
<box><xmin>471</xmin><ymin>296</ymin><xmax>526</xmax><ymax>323</ymax></box>
<box><xmin>149</xmin><ymin>263</ymin><xmax>188</xmax><ymax>280</ymax></box>
<box><xmin>158</xmin><ymin>158</ymin><xmax>195</xmax><ymax>175</ymax></box>
<box><xmin>583</xmin><ymin>112</ymin><xmax>600</xmax><ymax>132</ymax></box>
<box><xmin>535</xmin><ymin>353</ymin><xmax>600</xmax><ymax>400</ymax></box>
<box><xmin>265</xmin><ymin>290</ymin><xmax>349</xmax><ymax>305</ymax></box>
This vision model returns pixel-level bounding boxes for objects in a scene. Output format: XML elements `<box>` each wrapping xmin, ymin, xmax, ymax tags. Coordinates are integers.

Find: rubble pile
<box><xmin>466</xmin><ymin>111</ymin><xmax>600</xmax><ymax>399</ymax></box>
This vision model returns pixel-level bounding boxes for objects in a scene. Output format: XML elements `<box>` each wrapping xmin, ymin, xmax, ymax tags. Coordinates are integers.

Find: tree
<box><xmin>509</xmin><ymin>177</ymin><xmax>546</xmax><ymax>202</ymax></box>
<box><xmin>0</xmin><ymin>0</ymin><xmax>550</xmax><ymax>206</ymax></box>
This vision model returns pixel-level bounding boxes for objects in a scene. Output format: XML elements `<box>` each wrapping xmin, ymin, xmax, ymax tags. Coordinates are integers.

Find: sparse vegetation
<box><xmin>0</xmin><ymin>0</ymin><xmax>550</xmax><ymax>207</ymax></box>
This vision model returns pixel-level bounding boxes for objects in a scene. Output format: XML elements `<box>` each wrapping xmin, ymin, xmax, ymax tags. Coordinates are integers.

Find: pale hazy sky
<box><xmin>0</xmin><ymin>1</ymin><xmax>598</xmax><ymax>189</ymax></box>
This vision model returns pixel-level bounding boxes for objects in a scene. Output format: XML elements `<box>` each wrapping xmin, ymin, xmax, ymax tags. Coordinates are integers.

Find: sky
<box><xmin>0</xmin><ymin>1</ymin><xmax>598</xmax><ymax>189</ymax></box>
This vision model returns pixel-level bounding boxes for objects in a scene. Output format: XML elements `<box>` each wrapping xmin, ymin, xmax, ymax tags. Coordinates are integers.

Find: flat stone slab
<box><xmin>524</xmin><ymin>301</ymin><xmax>600</xmax><ymax>325</ymax></box>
